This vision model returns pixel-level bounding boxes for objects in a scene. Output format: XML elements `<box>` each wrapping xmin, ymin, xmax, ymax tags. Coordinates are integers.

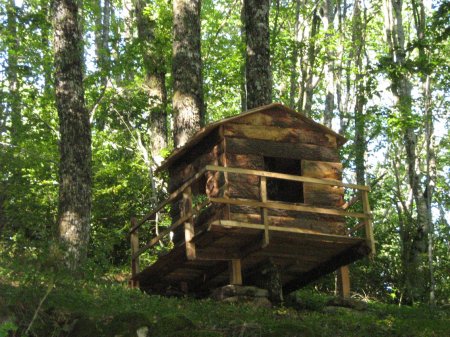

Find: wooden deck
<box><xmin>129</xmin><ymin>165</ymin><xmax>374</xmax><ymax>296</ymax></box>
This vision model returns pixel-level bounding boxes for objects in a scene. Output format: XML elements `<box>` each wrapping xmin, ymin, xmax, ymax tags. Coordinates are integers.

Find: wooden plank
<box><xmin>260</xmin><ymin>176</ymin><xmax>269</xmax><ymax>246</ymax></box>
<box><xmin>230</xmin><ymin>212</ymin><xmax>347</xmax><ymax>235</ymax></box>
<box><xmin>130</xmin><ymin>167</ymin><xmax>207</xmax><ymax>233</ymax></box>
<box><xmin>206</xmin><ymin>165</ymin><xmax>370</xmax><ymax>191</ymax></box>
<box><xmin>183</xmin><ymin>186</ymin><xmax>196</xmax><ymax>260</ymax></box>
<box><xmin>302</xmin><ymin>160</ymin><xmax>342</xmax><ymax>180</ymax></box>
<box><xmin>130</xmin><ymin>217</ymin><xmax>140</xmax><ymax>288</ymax></box>
<box><xmin>211</xmin><ymin>220</ymin><xmax>357</xmax><ymax>243</ymax></box>
<box><xmin>224</xmin><ymin>123</ymin><xmax>300</xmax><ymax>143</ymax></box>
<box><xmin>337</xmin><ymin>266</ymin><xmax>351</xmax><ymax>299</ymax></box>
<box><xmin>226</xmin><ymin>137</ymin><xmax>340</xmax><ymax>162</ymax></box>
<box><xmin>226</xmin><ymin>153</ymin><xmax>265</xmax><ymax>170</ymax></box>
<box><xmin>229</xmin><ymin>259</ymin><xmax>243</xmax><ymax>285</ymax></box>
<box><xmin>224</xmin><ymin>123</ymin><xmax>338</xmax><ymax>148</ymax></box>
<box><xmin>362</xmin><ymin>190</ymin><xmax>376</xmax><ymax>256</ymax></box>
<box><xmin>209</xmin><ymin>197</ymin><xmax>368</xmax><ymax>219</ymax></box>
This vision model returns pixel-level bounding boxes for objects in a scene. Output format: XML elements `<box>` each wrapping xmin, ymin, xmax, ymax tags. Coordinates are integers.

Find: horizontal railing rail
<box><xmin>129</xmin><ymin>165</ymin><xmax>375</xmax><ymax>287</ymax></box>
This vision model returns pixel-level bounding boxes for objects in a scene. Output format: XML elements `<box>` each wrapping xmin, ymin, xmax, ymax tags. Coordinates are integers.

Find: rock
<box><xmin>327</xmin><ymin>297</ymin><xmax>368</xmax><ymax>311</ymax></box>
<box><xmin>211</xmin><ymin>285</ymin><xmax>269</xmax><ymax>300</ymax></box>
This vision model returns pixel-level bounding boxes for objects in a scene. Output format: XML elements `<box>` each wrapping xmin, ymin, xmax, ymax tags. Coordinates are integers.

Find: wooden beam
<box><xmin>130</xmin><ymin>217</ymin><xmax>140</xmax><ymax>288</ymax></box>
<box><xmin>130</xmin><ymin>167</ymin><xmax>207</xmax><ymax>233</ymax></box>
<box><xmin>260</xmin><ymin>176</ymin><xmax>269</xmax><ymax>247</ymax></box>
<box><xmin>209</xmin><ymin>196</ymin><xmax>368</xmax><ymax>219</ymax></box>
<box><xmin>229</xmin><ymin>259</ymin><xmax>242</xmax><ymax>285</ymax></box>
<box><xmin>361</xmin><ymin>190</ymin><xmax>376</xmax><ymax>256</ymax></box>
<box><xmin>337</xmin><ymin>266</ymin><xmax>350</xmax><ymax>299</ymax></box>
<box><xmin>206</xmin><ymin>165</ymin><xmax>370</xmax><ymax>191</ymax></box>
<box><xmin>183</xmin><ymin>186</ymin><xmax>196</xmax><ymax>260</ymax></box>
<box><xmin>211</xmin><ymin>220</ymin><xmax>359</xmax><ymax>243</ymax></box>
<box><xmin>133</xmin><ymin>200</ymin><xmax>211</xmax><ymax>260</ymax></box>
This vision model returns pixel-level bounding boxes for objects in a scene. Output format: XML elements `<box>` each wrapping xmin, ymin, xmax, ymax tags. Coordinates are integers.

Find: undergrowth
<box><xmin>0</xmin><ymin>247</ymin><xmax>449</xmax><ymax>337</ymax></box>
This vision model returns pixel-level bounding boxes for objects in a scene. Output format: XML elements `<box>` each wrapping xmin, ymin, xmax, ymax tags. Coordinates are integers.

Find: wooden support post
<box><xmin>361</xmin><ymin>190</ymin><xmax>375</xmax><ymax>256</ymax></box>
<box><xmin>130</xmin><ymin>217</ymin><xmax>140</xmax><ymax>288</ymax></box>
<box><xmin>229</xmin><ymin>259</ymin><xmax>242</xmax><ymax>285</ymax></box>
<box><xmin>260</xmin><ymin>176</ymin><xmax>269</xmax><ymax>247</ymax></box>
<box><xmin>182</xmin><ymin>186</ymin><xmax>196</xmax><ymax>260</ymax></box>
<box><xmin>337</xmin><ymin>265</ymin><xmax>350</xmax><ymax>299</ymax></box>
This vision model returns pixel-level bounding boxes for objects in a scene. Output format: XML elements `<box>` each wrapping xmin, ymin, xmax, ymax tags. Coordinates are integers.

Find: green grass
<box><xmin>1</xmin><ymin>255</ymin><xmax>449</xmax><ymax>337</ymax></box>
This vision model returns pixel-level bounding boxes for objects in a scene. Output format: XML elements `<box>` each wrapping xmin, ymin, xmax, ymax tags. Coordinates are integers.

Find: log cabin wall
<box><xmin>168</xmin><ymin>129</ymin><xmax>227</xmax><ymax>242</ymax></box>
<box><xmin>221</xmin><ymin>106</ymin><xmax>346</xmax><ymax>235</ymax></box>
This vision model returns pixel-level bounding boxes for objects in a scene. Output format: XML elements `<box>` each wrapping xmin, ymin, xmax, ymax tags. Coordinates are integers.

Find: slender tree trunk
<box><xmin>383</xmin><ymin>0</ymin><xmax>428</xmax><ymax>303</ymax></box>
<box><xmin>243</xmin><ymin>0</ymin><xmax>272</xmax><ymax>109</ymax></box>
<box><xmin>302</xmin><ymin>9</ymin><xmax>319</xmax><ymax>116</ymax></box>
<box><xmin>172</xmin><ymin>0</ymin><xmax>204</xmax><ymax>148</ymax></box>
<box><xmin>53</xmin><ymin>0</ymin><xmax>92</xmax><ymax>269</ymax></box>
<box><xmin>95</xmin><ymin>0</ymin><xmax>111</xmax><ymax>86</ymax></box>
<box><xmin>352</xmin><ymin>0</ymin><xmax>366</xmax><ymax>186</ymax></box>
<box><xmin>411</xmin><ymin>0</ymin><xmax>436</xmax><ymax>306</ymax></box>
<box><xmin>289</xmin><ymin>0</ymin><xmax>301</xmax><ymax>109</ymax></box>
<box><xmin>135</xmin><ymin>0</ymin><xmax>167</xmax><ymax>161</ymax></box>
<box><xmin>320</xmin><ymin>0</ymin><xmax>335</xmax><ymax>128</ymax></box>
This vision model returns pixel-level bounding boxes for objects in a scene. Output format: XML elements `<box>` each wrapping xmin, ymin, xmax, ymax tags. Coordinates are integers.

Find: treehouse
<box><xmin>129</xmin><ymin>103</ymin><xmax>375</xmax><ymax>298</ymax></box>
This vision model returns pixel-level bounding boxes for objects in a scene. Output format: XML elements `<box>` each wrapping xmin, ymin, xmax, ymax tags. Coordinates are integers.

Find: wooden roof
<box><xmin>157</xmin><ymin>103</ymin><xmax>347</xmax><ymax>173</ymax></box>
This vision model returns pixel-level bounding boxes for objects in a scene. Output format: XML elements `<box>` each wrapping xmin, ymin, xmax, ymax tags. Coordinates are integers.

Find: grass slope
<box><xmin>1</xmin><ymin>277</ymin><xmax>449</xmax><ymax>337</ymax></box>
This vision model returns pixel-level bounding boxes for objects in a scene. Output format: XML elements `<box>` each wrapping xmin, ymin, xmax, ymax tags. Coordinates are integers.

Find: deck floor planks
<box><xmin>135</xmin><ymin>220</ymin><xmax>370</xmax><ymax>294</ymax></box>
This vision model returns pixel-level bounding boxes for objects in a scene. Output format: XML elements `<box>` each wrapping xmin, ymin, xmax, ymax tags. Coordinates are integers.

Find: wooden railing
<box><xmin>129</xmin><ymin>165</ymin><xmax>375</xmax><ymax>286</ymax></box>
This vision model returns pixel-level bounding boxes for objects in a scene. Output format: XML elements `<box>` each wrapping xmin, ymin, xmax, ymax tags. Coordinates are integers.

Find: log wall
<box><xmin>222</xmin><ymin>108</ymin><xmax>346</xmax><ymax>235</ymax></box>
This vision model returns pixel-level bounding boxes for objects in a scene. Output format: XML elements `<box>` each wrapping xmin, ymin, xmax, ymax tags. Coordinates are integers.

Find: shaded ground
<box><xmin>1</xmin><ymin>277</ymin><xmax>449</xmax><ymax>337</ymax></box>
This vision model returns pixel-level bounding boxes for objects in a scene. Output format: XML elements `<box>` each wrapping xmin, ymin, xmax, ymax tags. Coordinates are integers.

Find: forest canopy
<box><xmin>0</xmin><ymin>0</ymin><xmax>449</xmax><ymax>308</ymax></box>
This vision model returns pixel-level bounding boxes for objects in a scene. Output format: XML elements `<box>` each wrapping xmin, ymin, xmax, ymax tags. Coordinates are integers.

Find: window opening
<box><xmin>264</xmin><ymin>157</ymin><xmax>304</xmax><ymax>203</ymax></box>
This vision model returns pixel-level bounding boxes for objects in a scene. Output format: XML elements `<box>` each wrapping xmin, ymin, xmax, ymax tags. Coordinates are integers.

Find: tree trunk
<box><xmin>172</xmin><ymin>0</ymin><xmax>204</xmax><ymax>148</ymax></box>
<box><xmin>135</xmin><ymin>0</ymin><xmax>167</xmax><ymax>162</ymax></box>
<box><xmin>383</xmin><ymin>0</ymin><xmax>428</xmax><ymax>303</ymax></box>
<box><xmin>352</xmin><ymin>0</ymin><xmax>366</xmax><ymax>186</ymax></box>
<box><xmin>95</xmin><ymin>0</ymin><xmax>111</xmax><ymax>86</ymax></box>
<box><xmin>243</xmin><ymin>0</ymin><xmax>272</xmax><ymax>109</ymax></box>
<box><xmin>301</xmin><ymin>9</ymin><xmax>319</xmax><ymax>116</ymax></box>
<box><xmin>53</xmin><ymin>0</ymin><xmax>92</xmax><ymax>269</ymax></box>
<box><xmin>320</xmin><ymin>0</ymin><xmax>335</xmax><ymax>128</ymax></box>
<box><xmin>289</xmin><ymin>0</ymin><xmax>301</xmax><ymax>109</ymax></box>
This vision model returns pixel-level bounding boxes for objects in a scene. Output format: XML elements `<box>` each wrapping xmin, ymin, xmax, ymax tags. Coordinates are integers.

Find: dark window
<box><xmin>264</xmin><ymin>157</ymin><xmax>304</xmax><ymax>203</ymax></box>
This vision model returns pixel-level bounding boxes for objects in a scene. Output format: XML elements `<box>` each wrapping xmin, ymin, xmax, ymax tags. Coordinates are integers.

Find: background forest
<box><xmin>0</xmin><ymin>0</ymin><xmax>449</xmax><ymax>316</ymax></box>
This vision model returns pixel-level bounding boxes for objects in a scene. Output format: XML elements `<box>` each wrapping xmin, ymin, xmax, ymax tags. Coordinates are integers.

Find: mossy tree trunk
<box><xmin>53</xmin><ymin>0</ymin><xmax>92</xmax><ymax>269</ymax></box>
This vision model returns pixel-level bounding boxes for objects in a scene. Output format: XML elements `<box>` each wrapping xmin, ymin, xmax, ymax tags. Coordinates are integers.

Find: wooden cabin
<box><xmin>129</xmin><ymin>103</ymin><xmax>375</xmax><ymax>298</ymax></box>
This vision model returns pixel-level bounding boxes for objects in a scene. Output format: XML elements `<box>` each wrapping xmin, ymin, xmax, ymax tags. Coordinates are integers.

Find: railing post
<box><xmin>337</xmin><ymin>265</ymin><xmax>350</xmax><ymax>299</ymax></box>
<box><xmin>130</xmin><ymin>217</ymin><xmax>140</xmax><ymax>288</ymax></box>
<box><xmin>229</xmin><ymin>259</ymin><xmax>243</xmax><ymax>285</ymax></box>
<box><xmin>361</xmin><ymin>190</ymin><xmax>375</xmax><ymax>256</ymax></box>
<box><xmin>182</xmin><ymin>186</ymin><xmax>196</xmax><ymax>260</ymax></box>
<box><xmin>260</xmin><ymin>176</ymin><xmax>269</xmax><ymax>247</ymax></box>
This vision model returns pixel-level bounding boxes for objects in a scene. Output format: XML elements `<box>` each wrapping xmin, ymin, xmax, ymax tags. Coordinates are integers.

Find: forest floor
<box><xmin>1</xmin><ymin>259</ymin><xmax>449</xmax><ymax>337</ymax></box>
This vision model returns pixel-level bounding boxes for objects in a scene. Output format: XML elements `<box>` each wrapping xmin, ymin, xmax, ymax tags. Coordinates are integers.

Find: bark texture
<box><xmin>243</xmin><ymin>0</ymin><xmax>272</xmax><ymax>110</ymax></box>
<box><xmin>135</xmin><ymin>0</ymin><xmax>167</xmax><ymax>161</ymax></box>
<box><xmin>53</xmin><ymin>0</ymin><xmax>92</xmax><ymax>268</ymax></box>
<box><xmin>172</xmin><ymin>0</ymin><xmax>204</xmax><ymax>148</ymax></box>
